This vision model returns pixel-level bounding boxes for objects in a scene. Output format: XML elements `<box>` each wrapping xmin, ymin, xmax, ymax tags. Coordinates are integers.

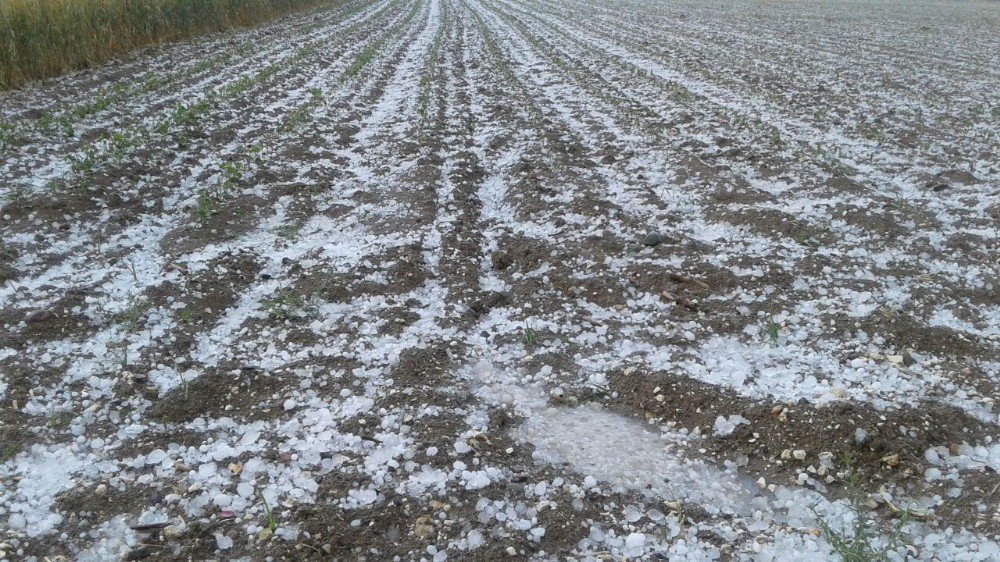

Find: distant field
<box><xmin>0</xmin><ymin>0</ymin><xmax>324</xmax><ymax>89</ymax></box>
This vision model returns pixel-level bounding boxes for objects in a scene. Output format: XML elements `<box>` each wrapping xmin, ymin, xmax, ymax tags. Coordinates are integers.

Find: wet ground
<box><xmin>1</xmin><ymin>0</ymin><xmax>998</xmax><ymax>559</ymax></box>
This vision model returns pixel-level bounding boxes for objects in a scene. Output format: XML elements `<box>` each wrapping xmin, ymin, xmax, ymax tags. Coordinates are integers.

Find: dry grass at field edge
<box><xmin>0</xmin><ymin>0</ymin><xmax>328</xmax><ymax>90</ymax></box>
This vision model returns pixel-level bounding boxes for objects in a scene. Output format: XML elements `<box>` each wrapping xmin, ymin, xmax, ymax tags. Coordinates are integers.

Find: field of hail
<box><xmin>0</xmin><ymin>0</ymin><xmax>998</xmax><ymax>559</ymax></box>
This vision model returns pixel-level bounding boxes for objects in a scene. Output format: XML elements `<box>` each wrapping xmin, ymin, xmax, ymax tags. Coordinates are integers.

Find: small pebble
<box><xmin>24</xmin><ymin>310</ymin><xmax>52</xmax><ymax>324</ymax></box>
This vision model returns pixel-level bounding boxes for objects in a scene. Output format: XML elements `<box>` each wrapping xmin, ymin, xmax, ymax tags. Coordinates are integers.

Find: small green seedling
<box><xmin>259</xmin><ymin>492</ymin><xmax>277</xmax><ymax>532</ymax></box>
<box><xmin>523</xmin><ymin>322</ymin><xmax>536</xmax><ymax>347</ymax></box>
<box><xmin>766</xmin><ymin>319</ymin><xmax>780</xmax><ymax>345</ymax></box>
<box><xmin>811</xmin><ymin>454</ymin><xmax>911</xmax><ymax>562</ymax></box>
<box><xmin>1</xmin><ymin>443</ymin><xmax>20</xmax><ymax>462</ymax></box>
<box><xmin>196</xmin><ymin>189</ymin><xmax>215</xmax><ymax>220</ymax></box>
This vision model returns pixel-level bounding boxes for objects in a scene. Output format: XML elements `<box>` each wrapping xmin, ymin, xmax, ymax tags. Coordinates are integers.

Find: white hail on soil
<box><xmin>1</xmin><ymin>0</ymin><xmax>997</xmax><ymax>559</ymax></box>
